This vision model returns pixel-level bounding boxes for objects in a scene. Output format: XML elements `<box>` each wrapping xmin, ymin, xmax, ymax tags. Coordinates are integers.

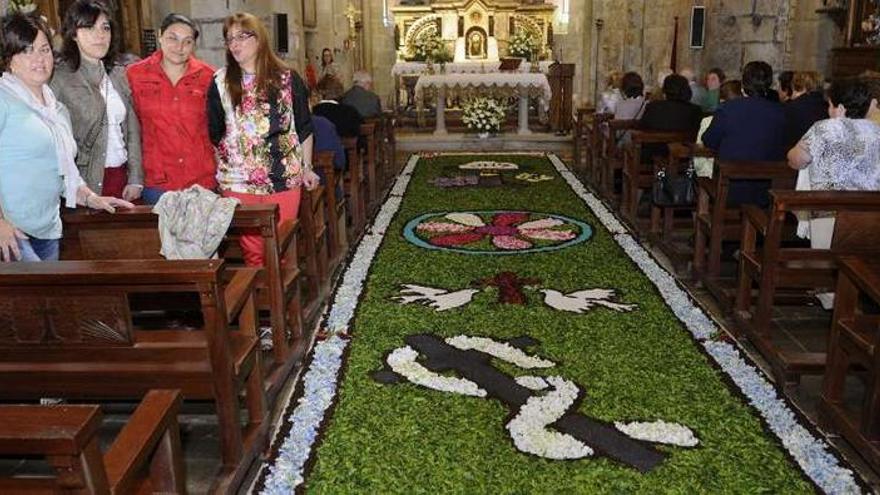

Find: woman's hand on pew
<box><xmin>87</xmin><ymin>194</ymin><xmax>136</xmax><ymax>214</ymax></box>
<box><xmin>0</xmin><ymin>218</ymin><xmax>25</xmax><ymax>262</ymax></box>
<box><xmin>302</xmin><ymin>169</ymin><xmax>321</xmax><ymax>191</ymax></box>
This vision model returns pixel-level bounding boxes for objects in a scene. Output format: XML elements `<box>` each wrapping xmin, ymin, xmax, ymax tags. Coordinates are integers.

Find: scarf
<box><xmin>0</xmin><ymin>72</ymin><xmax>82</xmax><ymax>207</ymax></box>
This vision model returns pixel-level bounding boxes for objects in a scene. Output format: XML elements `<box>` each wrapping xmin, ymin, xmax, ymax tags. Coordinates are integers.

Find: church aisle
<box><xmin>254</xmin><ymin>153</ymin><xmax>863</xmax><ymax>494</ymax></box>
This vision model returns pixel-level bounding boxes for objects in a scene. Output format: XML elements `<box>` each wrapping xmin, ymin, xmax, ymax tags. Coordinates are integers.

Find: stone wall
<box><xmin>571</xmin><ymin>0</ymin><xmax>839</xmax><ymax>106</ymax></box>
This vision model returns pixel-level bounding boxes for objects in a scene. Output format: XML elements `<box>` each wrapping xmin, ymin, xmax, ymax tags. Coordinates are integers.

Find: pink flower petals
<box><xmin>493</xmin><ymin>235</ymin><xmax>532</xmax><ymax>250</ymax></box>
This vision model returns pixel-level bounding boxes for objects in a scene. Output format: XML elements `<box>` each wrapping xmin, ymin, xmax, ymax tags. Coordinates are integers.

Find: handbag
<box><xmin>652</xmin><ymin>163</ymin><xmax>696</xmax><ymax>206</ymax></box>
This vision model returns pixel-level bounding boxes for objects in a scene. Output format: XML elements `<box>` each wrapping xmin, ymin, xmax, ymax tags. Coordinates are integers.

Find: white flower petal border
<box><xmin>257</xmin><ymin>154</ymin><xmax>419</xmax><ymax>494</ymax></box>
<box><xmin>547</xmin><ymin>153</ymin><xmax>862</xmax><ymax>495</ymax></box>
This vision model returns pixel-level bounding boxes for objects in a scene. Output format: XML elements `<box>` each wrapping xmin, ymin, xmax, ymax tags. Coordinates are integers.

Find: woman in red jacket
<box><xmin>126</xmin><ymin>13</ymin><xmax>217</xmax><ymax>204</ymax></box>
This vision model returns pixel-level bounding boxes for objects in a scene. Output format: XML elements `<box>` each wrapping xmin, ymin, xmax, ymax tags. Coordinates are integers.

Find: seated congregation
<box><xmin>0</xmin><ymin>3</ymin><xmax>394</xmax><ymax>493</ymax></box>
<box><xmin>575</xmin><ymin>61</ymin><xmax>880</xmax><ymax>475</ymax></box>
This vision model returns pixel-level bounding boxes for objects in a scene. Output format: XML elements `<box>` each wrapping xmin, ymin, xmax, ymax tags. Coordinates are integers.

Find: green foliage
<box><xmin>304</xmin><ymin>155</ymin><xmax>814</xmax><ymax>493</ymax></box>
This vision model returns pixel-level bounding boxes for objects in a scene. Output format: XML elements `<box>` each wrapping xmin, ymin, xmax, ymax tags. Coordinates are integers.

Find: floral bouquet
<box><xmin>413</xmin><ymin>34</ymin><xmax>451</xmax><ymax>63</ymax></box>
<box><xmin>508</xmin><ymin>30</ymin><xmax>539</xmax><ymax>59</ymax></box>
<box><xmin>461</xmin><ymin>97</ymin><xmax>507</xmax><ymax>135</ymax></box>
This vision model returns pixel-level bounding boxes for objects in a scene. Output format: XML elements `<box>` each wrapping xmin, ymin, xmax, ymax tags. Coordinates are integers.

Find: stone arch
<box><xmin>404</xmin><ymin>14</ymin><xmax>443</xmax><ymax>56</ymax></box>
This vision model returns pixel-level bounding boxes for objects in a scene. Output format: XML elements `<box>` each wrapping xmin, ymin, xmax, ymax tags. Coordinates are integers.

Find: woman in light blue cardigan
<box><xmin>0</xmin><ymin>12</ymin><xmax>131</xmax><ymax>262</ymax></box>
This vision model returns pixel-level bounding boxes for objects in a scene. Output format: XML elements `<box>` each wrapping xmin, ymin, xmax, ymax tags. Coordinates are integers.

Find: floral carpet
<box><xmin>256</xmin><ymin>153</ymin><xmax>864</xmax><ymax>494</ymax></box>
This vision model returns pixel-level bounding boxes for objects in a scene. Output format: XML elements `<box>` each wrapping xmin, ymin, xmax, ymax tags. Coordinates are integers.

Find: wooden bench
<box><xmin>359</xmin><ymin>122</ymin><xmax>379</xmax><ymax>216</ymax></box>
<box><xmin>820</xmin><ymin>255</ymin><xmax>880</xmax><ymax>472</ymax></box>
<box><xmin>621</xmin><ymin>129</ymin><xmax>693</xmax><ymax>228</ymax></box>
<box><xmin>597</xmin><ymin>116</ymin><xmax>636</xmax><ymax>200</ymax></box>
<box><xmin>61</xmin><ymin>204</ymin><xmax>303</xmax><ymax>403</ymax></box>
<box><xmin>693</xmin><ymin>160</ymin><xmax>796</xmax><ymax>308</ymax></box>
<box><xmin>0</xmin><ymin>260</ymin><xmax>266</xmax><ymax>493</ymax></box>
<box><xmin>734</xmin><ymin>190</ymin><xmax>880</xmax><ymax>389</ymax></box>
<box><xmin>343</xmin><ymin>136</ymin><xmax>366</xmax><ymax>240</ymax></box>
<box><xmin>647</xmin><ymin>142</ymin><xmax>716</xmax><ymax>274</ymax></box>
<box><xmin>572</xmin><ymin>106</ymin><xmax>594</xmax><ymax>177</ymax></box>
<box><xmin>315</xmin><ymin>150</ymin><xmax>349</xmax><ymax>276</ymax></box>
<box><xmin>298</xmin><ymin>183</ymin><xmax>330</xmax><ymax>324</ymax></box>
<box><xmin>0</xmin><ymin>390</ymin><xmax>184</xmax><ymax>494</ymax></box>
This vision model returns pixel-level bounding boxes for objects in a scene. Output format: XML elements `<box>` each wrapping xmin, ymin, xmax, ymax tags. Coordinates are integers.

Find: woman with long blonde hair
<box><xmin>207</xmin><ymin>12</ymin><xmax>319</xmax><ymax>267</ymax></box>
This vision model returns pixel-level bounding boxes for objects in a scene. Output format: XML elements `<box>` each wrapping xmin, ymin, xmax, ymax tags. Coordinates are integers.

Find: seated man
<box><xmin>313</xmin><ymin>77</ymin><xmax>363</xmax><ymax>138</ymax></box>
<box><xmin>340</xmin><ymin>70</ymin><xmax>382</xmax><ymax>119</ymax></box>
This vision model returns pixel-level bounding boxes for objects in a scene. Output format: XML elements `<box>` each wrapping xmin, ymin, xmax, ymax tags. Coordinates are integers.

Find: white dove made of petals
<box><xmin>393</xmin><ymin>284</ymin><xmax>479</xmax><ymax>311</ymax></box>
<box><xmin>540</xmin><ymin>288</ymin><xmax>637</xmax><ymax>313</ymax></box>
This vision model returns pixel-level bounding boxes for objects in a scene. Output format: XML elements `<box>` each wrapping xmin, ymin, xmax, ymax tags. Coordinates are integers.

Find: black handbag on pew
<box><xmin>652</xmin><ymin>163</ymin><xmax>696</xmax><ymax>206</ymax></box>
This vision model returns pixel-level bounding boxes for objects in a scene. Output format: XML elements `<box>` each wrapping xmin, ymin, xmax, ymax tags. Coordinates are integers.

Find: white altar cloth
<box><xmin>392</xmin><ymin>61</ymin><xmax>553</xmax><ymax>76</ymax></box>
<box><xmin>413</xmin><ymin>72</ymin><xmax>552</xmax><ymax>136</ymax></box>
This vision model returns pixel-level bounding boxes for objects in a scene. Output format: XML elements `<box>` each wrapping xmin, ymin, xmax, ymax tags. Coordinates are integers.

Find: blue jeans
<box><xmin>17</xmin><ymin>237</ymin><xmax>59</xmax><ymax>261</ymax></box>
<box><xmin>141</xmin><ymin>186</ymin><xmax>166</xmax><ymax>205</ymax></box>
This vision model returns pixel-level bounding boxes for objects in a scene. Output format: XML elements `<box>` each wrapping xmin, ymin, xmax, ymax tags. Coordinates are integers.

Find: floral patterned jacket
<box><xmin>207</xmin><ymin>68</ymin><xmax>313</xmax><ymax>195</ymax></box>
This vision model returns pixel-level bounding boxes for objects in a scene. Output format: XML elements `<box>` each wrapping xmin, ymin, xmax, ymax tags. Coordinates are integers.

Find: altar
<box><xmin>415</xmin><ymin>72</ymin><xmax>552</xmax><ymax>135</ymax></box>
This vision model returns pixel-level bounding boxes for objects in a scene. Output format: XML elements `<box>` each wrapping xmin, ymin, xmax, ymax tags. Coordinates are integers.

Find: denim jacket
<box><xmin>50</xmin><ymin>59</ymin><xmax>143</xmax><ymax>192</ymax></box>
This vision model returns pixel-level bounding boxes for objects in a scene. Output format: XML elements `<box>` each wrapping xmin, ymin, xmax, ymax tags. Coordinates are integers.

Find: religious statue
<box><xmin>468</xmin><ymin>31</ymin><xmax>486</xmax><ymax>59</ymax></box>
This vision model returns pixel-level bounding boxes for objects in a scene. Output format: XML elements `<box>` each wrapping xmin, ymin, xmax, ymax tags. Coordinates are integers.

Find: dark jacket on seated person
<box><xmin>638</xmin><ymin>100</ymin><xmax>703</xmax><ymax>162</ymax></box>
<box><xmin>340</xmin><ymin>86</ymin><xmax>382</xmax><ymax>119</ymax></box>
<box><xmin>783</xmin><ymin>91</ymin><xmax>827</xmax><ymax>149</ymax></box>
<box><xmin>312</xmin><ymin>115</ymin><xmax>346</xmax><ymax>202</ymax></box>
<box><xmin>312</xmin><ymin>100</ymin><xmax>363</xmax><ymax>138</ymax></box>
<box><xmin>702</xmin><ymin>96</ymin><xmax>787</xmax><ymax>207</ymax></box>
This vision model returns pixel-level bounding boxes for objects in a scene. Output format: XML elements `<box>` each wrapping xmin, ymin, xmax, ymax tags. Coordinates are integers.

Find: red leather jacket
<box><xmin>126</xmin><ymin>51</ymin><xmax>217</xmax><ymax>191</ymax></box>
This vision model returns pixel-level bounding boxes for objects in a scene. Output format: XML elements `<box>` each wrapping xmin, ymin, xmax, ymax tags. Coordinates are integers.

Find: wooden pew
<box><xmin>820</xmin><ymin>255</ymin><xmax>880</xmax><ymax>472</ymax></box>
<box><xmin>0</xmin><ymin>390</ymin><xmax>185</xmax><ymax>494</ymax></box>
<box><xmin>572</xmin><ymin>106</ymin><xmax>594</xmax><ymax>177</ymax></box>
<box><xmin>733</xmin><ymin>191</ymin><xmax>880</xmax><ymax>389</ymax></box>
<box><xmin>343</xmin><ymin>136</ymin><xmax>366</xmax><ymax>240</ymax></box>
<box><xmin>621</xmin><ymin>129</ymin><xmax>693</xmax><ymax>228</ymax></box>
<box><xmin>359</xmin><ymin>122</ymin><xmax>379</xmax><ymax>216</ymax></box>
<box><xmin>314</xmin><ymin>150</ymin><xmax>349</xmax><ymax>276</ymax></box>
<box><xmin>0</xmin><ymin>260</ymin><xmax>266</xmax><ymax>493</ymax></box>
<box><xmin>648</xmin><ymin>142</ymin><xmax>716</xmax><ymax>274</ymax></box>
<box><xmin>596</xmin><ymin>116</ymin><xmax>634</xmax><ymax>200</ymax></box>
<box><xmin>381</xmin><ymin>110</ymin><xmax>398</xmax><ymax>180</ymax></box>
<box><xmin>692</xmin><ymin>161</ymin><xmax>796</xmax><ymax>308</ymax></box>
<box><xmin>61</xmin><ymin>204</ymin><xmax>303</xmax><ymax>403</ymax></box>
<box><xmin>298</xmin><ymin>184</ymin><xmax>330</xmax><ymax>324</ymax></box>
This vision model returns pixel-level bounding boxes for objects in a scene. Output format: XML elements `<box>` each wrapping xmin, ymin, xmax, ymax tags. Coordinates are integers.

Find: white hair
<box><xmin>352</xmin><ymin>70</ymin><xmax>373</xmax><ymax>88</ymax></box>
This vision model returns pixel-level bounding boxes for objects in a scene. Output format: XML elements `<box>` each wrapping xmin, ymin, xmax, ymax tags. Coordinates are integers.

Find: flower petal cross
<box><xmin>404</xmin><ymin>210</ymin><xmax>592</xmax><ymax>255</ymax></box>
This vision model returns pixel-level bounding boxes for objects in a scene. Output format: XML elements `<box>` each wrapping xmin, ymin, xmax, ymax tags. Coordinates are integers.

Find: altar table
<box><xmin>414</xmin><ymin>72</ymin><xmax>552</xmax><ymax>135</ymax></box>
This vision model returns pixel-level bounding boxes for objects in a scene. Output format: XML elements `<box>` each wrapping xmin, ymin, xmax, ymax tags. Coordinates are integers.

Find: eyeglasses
<box><xmin>162</xmin><ymin>35</ymin><xmax>195</xmax><ymax>49</ymax></box>
<box><xmin>225</xmin><ymin>31</ymin><xmax>255</xmax><ymax>47</ymax></box>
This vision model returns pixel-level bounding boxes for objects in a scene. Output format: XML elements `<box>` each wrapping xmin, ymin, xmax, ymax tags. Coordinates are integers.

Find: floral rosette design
<box><xmin>404</xmin><ymin>211</ymin><xmax>592</xmax><ymax>255</ymax></box>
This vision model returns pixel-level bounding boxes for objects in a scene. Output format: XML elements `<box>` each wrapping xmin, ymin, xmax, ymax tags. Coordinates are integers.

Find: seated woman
<box><xmin>638</xmin><ymin>74</ymin><xmax>703</xmax><ymax>162</ymax></box>
<box><xmin>702</xmin><ymin>60</ymin><xmax>787</xmax><ymax>207</ymax></box>
<box><xmin>788</xmin><ymin>78</ymin><xmax>880</xmax><ymax>248</ymax></box>
<box><xmin>783</xmin><ymin>71</ymin><xmax>826</xmax><ymax>149</ymax></box>
<box><xmin>597</xmin><ymin>70</ymin><xmax>622</xmax><ymax>114</ymax></box>
<box><xmin>0</xmin><ymin>13</ymin><xmax>131</xmax><ymax>262</ymax></box>
<box><xmin>614</xmin><ymin>71</ymin><xmax>646</xmax><ymax>120</ymax></box>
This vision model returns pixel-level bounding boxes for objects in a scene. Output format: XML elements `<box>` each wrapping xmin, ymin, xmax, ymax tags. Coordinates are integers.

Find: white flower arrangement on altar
<box><xmin>508</xmin><ymin>30</ymin><xmax>539</xmax><ymax>60</ymax></box>
<box><xmin>461</xmin><ymin>97</ymin><xmax>507</xmax><ymax>135</ymax></box>
<box><xmin>413</xmin><ymin>34</ymin><xmax>451</xmax><ymax>63</ymax></box>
